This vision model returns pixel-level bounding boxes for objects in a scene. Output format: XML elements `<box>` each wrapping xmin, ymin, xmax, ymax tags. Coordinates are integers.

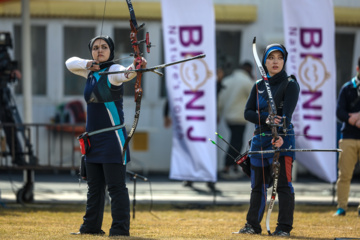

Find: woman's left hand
<box><xmin>133</xmin><ymin>57</ymin><xmax>147</xmax><ymax>68</ymax></box>
<box><xmin>271</xmin><ymin>136</ymin><xmax>284</xmax><ymax>148</ymax></box>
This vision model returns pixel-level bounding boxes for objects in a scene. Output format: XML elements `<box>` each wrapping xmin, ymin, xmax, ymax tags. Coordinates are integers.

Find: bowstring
<box><xmin>95</xmin><ymin>0</ymin><xmax>108</xmax><ymax>63</ymax></box>
<box><xmin>100</xmin><ymin>0</ymin><xmax>107</xmax><ymax>38</ymax></box>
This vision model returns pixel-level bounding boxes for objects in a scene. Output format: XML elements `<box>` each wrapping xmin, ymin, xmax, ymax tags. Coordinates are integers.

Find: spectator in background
<box><xmin>163</xmin><ymin>99</ymin><xmax>172</xmax><ymax>128</ymax></box>
<box><xmin>217</xmin><ymin>62</ymin><xmax>254</xmax><ymax>179</ymax></box>
<box><xmin>242</xmin><ymin>61</ymin><xmax>254</xmax><ymax>79</ymax></box>
<box><xmin>216</xmin><ymin>66</ymin><xmax>225</xmax><ymax>96</ymax></box>
<box><xmin>333</xmin><ymin>57</ymin><xmax>360</xmax><ymax>217</ymax></box>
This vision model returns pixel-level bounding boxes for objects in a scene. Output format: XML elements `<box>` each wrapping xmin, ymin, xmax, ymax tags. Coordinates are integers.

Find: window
<box><xmin>335</xmin><ymin>33</ymin><xmax>355</xmax><ymax>95</ymax></box>
<box><xmin>63</xmin><ymin>27</ymin><xmax>95</xmax><ymax>96</ymax></box>
<box><xmin>14</xmin><ymin>26</ymin><xmax>47</xmax><ymax>95</ymax></box>
<box><xmin>216</xmin><ymin>30</ymin><xmax>241</xmax><ymax>77</ymax></box>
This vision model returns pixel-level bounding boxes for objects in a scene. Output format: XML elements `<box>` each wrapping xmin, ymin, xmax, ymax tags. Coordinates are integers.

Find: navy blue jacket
<box><xmin>336</xmin><ymin>76</ymin><xmax>360</xmax><ymax>140</ymax></box>
<box><xmin>84</xmin><ymin>68</ymin><xmax>130</xmax><ymax>164</ymax></box>
<box><xmin>244</xmin><ymin>70</ymin><xmax>300</xmax><ymax>158</ymax></box>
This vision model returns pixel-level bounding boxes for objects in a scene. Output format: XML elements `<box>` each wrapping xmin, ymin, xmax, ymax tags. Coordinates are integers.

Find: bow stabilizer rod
<box><xmin>248</xmin><ymin>148</ymin><xmax>342</xmax><ymax>154</ymax></box>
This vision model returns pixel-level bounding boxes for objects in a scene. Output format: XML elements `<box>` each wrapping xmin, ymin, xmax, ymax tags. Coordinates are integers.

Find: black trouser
<box><xmin>80</xmin><ymin>162</ymin><xmax>130</xmax><ymax>236</ymax></box>
<box><xmin>246</xmin><ymin>156</ymin><xmax>294</xmax><ymax>233</ymax></box>
<box><xmin>225</xmin><ymin>124</ymin><xmax>246</xmax><ymax>168</ymax></box>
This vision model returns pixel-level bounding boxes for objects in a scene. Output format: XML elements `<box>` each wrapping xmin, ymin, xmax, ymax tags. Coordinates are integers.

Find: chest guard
<box><xmin>86</xmin><ymin>70</ymin><xmax>123</xmax><ymax>103</ymax></box>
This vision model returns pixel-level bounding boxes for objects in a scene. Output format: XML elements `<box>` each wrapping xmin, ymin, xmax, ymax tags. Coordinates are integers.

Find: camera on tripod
<box><xmin>0</xmin><ymin>31</ymin><xmax>37</xmax><ymax>167</ymax></box>
<box><xmin>0</xmin><ymin>32</ymin><xmax>18</xmax><ymax>87</ymax></box>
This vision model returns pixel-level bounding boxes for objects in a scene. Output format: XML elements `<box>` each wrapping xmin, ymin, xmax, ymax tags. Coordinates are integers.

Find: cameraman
<box><xmin>0</xmin><ymin>32</ymin><xmax>25</xmax><ymax>165</ymax></box>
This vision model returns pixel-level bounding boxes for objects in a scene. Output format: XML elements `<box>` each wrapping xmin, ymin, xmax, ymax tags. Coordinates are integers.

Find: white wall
<box><xmin>2</xmin><ymin>0</ymin><xmax>360</xmax><ymax>175</ymax></box>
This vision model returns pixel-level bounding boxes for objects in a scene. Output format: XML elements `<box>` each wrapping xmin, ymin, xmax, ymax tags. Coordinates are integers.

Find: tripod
<box><xmin>0</xmin><ymin>82</ymin><xmax>37</xmax><ymax>203</ymax></box>
<box><xmin>0</xmin><ymin>83</ymin><xmax>37</xmax><ymax>165</ymax></box>
<box><xmin>127</xmin><ymin>170</ymin><xmax>148</xmax><ymax>219</ymax></box>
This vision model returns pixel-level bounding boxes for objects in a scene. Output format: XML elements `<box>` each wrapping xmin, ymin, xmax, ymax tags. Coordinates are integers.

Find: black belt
<box><xmin>254</xmin><ymin>123</ymin><xmax>293</xmax><ymax>135</ymax></box>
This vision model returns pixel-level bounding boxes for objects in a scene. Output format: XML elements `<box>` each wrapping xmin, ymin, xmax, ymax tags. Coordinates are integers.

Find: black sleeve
<box><xmin>282</xmin><ymin>80</ymin><xmax>300</xmax><ymax>127</ymax></box>
<box><xmin>244</xmin><ymin>82</ymin><xmax>268</xmax><ymax>125</ymax></box>
<box><xmin>336</xmin><ymin>85</ymin><xmax>350</xmax><ymax>123</ymax></box>
<box><xmin>163</xmin><ymin>99</ymin><xmax>169</xmax><ymax>117</ymax></box>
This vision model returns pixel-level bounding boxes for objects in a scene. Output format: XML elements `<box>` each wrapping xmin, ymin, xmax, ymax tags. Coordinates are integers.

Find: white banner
<box><xmin>282</xmin><ymin>0</ymin><xmax>337</xmax><ymax>183</ymax></box>
<box><xmin>161</xmin><ymin>0</ymin><xmax>217</xmax><ymax>182</ymax></box>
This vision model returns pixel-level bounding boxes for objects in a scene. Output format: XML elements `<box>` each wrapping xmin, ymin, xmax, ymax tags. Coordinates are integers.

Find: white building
<box><xmin>1</xmin><ymin>0</ymin><xmax>359</xmax><ymax>175</ymax></box>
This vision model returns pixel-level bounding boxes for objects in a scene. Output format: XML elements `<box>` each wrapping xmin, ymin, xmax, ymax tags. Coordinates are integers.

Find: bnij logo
<box><xmin>298</xmin><ymin>55</ymin><xmax>330</xmax><ymax>92</ymax></box>
<box><xmin>180</xmin><ymin>55</ymin><xmax>212</xmax><ymax>92</ymax></box>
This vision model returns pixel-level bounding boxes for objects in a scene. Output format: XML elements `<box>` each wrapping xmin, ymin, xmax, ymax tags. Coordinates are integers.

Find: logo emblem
<box><xmin>180</xmin><ymin>55</ymin><xmax>212</xmax><ymax>91</ymax></box>
<box><xmin>298</xmin><ymin>55</ymin><xmax>330</xmax><ymax>92</ymax></box>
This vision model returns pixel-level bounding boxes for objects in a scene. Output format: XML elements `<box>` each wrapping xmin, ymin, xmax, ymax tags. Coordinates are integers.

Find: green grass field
<box><xmin>0</xmin><ymin>203</ymin><xmax>359</xmax><ymax>239</ymax></box>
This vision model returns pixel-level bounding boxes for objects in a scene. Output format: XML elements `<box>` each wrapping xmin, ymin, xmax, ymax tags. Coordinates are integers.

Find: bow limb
<box><xmin>265</xmin><ymin>107</ymin><xmax>281</xmax><ymax>236</ymax></box>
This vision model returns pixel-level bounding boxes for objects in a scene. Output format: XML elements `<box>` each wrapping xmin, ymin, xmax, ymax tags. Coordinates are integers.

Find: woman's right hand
<box><xmin>349</xmin><ymin>112</ymin><xmax>360</xmax><ymax>128</ymax></box>
<box><xmin>348</xmin><ymin>112</ymin><xmax>360</xmax><ymax>126</ymax></box>
<box><xmin>86</xmin><ymin>60</ymin><xmax>100</xmax><ymax>71</ymax></box>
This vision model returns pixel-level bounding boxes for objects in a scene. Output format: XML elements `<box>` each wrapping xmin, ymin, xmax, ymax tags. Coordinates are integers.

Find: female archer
<box><xmin>237</xmin><ymin>43</ymin><xmax>300</xmax><ymax>236</ymax></box>
<box><xmin>66</xmin><ymin>35</ymin><xmax>147</xmax><ymax>236</ymax></box>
